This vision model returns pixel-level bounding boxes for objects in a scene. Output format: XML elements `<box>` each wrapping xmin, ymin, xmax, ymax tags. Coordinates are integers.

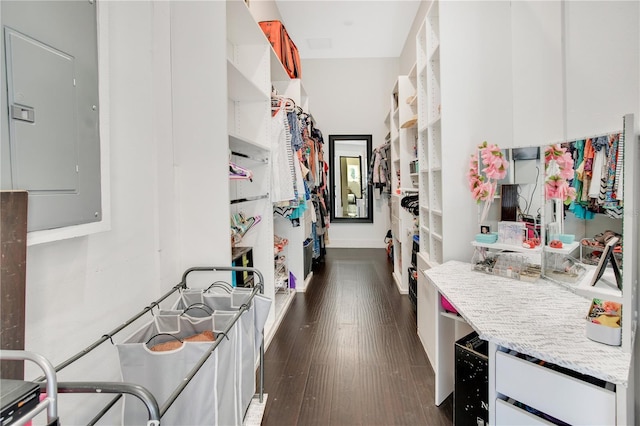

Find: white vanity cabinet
<box><xmin>424</xmin><ymin>260</ymin><xmax>634</xmax><ymax>425</ymax></box>
<box><xmin>494</xmin><ymin>349</ymin><xmax>616</xmax><ymax>425</ymax></box>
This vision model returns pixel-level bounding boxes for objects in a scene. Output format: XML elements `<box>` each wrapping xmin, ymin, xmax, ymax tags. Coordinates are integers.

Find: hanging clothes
<box><xmin>287</xmin><ymin>111</ymin><xmax>304</xmax><ymax>151</ymax></box>
<box><xmin>588</xmin><ymin>143</ymin><xmax>607</xmax><ymax>199</ymax></box>
<box><xmin>271</xmin><ymin>104</ymin><xmax>296</xmax><ymax>203</ymax></box>
<box><xmin>581</xmin><ymin>138</ymin><xmax>594</xmax><ymax>203</ymax></box>
<box><xmin>568</xmin><ymin>139</ymin><xmax>596</xmax><ymax>220</ymax></box>
<box><xmin>614</xmin><ymin>130</ymin><xmax>624</xmax><ymax>201</ymax></box>
<box><xmin>602</xmin><ymin>134</ymin><xmax>623</xmax><ymax>219</ymax></box>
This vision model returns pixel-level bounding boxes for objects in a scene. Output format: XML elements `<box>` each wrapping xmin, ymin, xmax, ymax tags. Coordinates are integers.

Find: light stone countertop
<box><xmin>423</xmin><ymin>260</ymin><xmax>632</xmax><ymax>386</ymax></box>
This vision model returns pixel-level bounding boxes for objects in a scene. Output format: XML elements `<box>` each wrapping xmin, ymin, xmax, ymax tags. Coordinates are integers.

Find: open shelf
<box><xmin>440</xmin><ymin>311</ymin><xmax>466</xmax><ymax>323</ymax></box>
<box><xmin>229</xmin><ymin>133</ymin><xmax>270</xmax><ymax>159</ymax></box>
<box><xmin>544</xmin><ymin>241</ymin><xmax>580</xmax><ymax>255</ymax></box>
<box><xmin>471</xmin><ymin>240</ymin><xmax>543</xmax><ymax>254</ymax></box>
<box><xmin>227</xmin><ymin>60</ymin><xmax>269</xmax><ymax>101</ymax></box>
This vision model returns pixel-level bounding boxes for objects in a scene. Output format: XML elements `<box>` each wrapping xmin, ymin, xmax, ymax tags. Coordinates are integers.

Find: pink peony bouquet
<box><xmin>467</xmin><ymin>141</ymin><xmax>508</xmax><ymax>221</ymax></box>
<box><xmin>544</xmin><ymin>144</ymin><xmax>576</xmax><ymax>204</ymax></box>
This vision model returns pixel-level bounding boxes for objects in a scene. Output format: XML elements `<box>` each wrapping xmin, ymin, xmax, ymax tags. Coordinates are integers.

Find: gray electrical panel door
<box><xmin>6</xmin><ymin>28</ymin><xmax>79</xmax><ymax>193</ymax></box>
<box><xmin>1</xmin><ymin>1</ymin><xmax>101</xmax><ymax>232</ymax></box>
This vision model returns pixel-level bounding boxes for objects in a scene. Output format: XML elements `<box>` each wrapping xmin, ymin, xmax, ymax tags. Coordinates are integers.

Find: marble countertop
<box><xmin>423</xmin><ymin>260</ymin><xmax>632</xmax><ymax>386</ymax></box>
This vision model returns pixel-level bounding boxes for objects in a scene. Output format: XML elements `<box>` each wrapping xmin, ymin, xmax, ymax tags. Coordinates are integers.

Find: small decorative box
<box><xmin>551</xmin><ymin>233</ymin><xmax>575</xmax><ymax>244</ymax></box>
<box><xmin>585</xmin><ymin>299</ymin><xmax>621</xmax><ymax>346</ymax></box>
<box><xmin>497</xmin><ymin>221</ymin><xmax>525</xmax><ymax>246</ymax></box>
<box><xmin>475</xmin><ymin>232</ymin><xmax>498</xmax><ymax>244</ymax></box>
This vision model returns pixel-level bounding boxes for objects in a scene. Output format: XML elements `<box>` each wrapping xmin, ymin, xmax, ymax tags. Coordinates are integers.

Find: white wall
<box><xmin>21</xmin><ymin>2</ymin><xmax>184</xmax><ymax>423</ymax></box>
<box><xmin>438</xmin><ymin>0</ymin><xmax>514</xmax><ymax>262</ymax></box>
<box><xmin>636</xmin><ymin>0</ymin><xmax>640</xmax><ymax>419</ymax></box>
<box><xmin>511</xmin><ymin>0</ymin><xmax>564</xmax><ymax>147</ymax></box>
<box><xmin>510</xmin><ymin>1</ymin><xmax>640</xmax><ymax>420</ymax></box>
<box><xmin>564</xmin><ymin>1</ymin><xmax>639</xmax><ymax>138</ymax></box>
<box><xmin>301</xmin><ymin>57</ymin><xmax>397</xmax><ymax>248</ymax></box>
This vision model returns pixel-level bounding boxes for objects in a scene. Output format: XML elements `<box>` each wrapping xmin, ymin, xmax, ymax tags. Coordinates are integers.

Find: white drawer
<box><xmin>495</xmin><ymin>399</ymin><xmax>554</xmax><ymax>425</ymax></box>
<box><xmin>495</xmin><ymin>351</ymin><xmax>615</xmax><ymax>425</ymax></box>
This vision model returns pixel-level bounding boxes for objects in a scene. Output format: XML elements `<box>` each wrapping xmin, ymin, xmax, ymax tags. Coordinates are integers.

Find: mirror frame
<box><xmin>329</xmin><ymin>134</ymin><xmax>374</xmax><ymax>223</ymax></box>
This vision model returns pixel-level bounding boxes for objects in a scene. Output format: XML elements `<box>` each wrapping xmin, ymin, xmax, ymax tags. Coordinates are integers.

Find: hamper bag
<box><xmin>116</xmin><ymin>312</ymin><xmax>240</xmax><ymax>425</ymax></box>
<box><xmin>176</xmin><ymin>287</ymin><xmax>271</xmax><ymax>359</ymax></box>
<box><xmin>174</xmin><ymin>287</ymin><xmax>271</xmax><ymax>414</ymax></box>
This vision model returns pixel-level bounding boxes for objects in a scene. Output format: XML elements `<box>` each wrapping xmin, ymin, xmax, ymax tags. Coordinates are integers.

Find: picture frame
<box><xmin>589</xmin><ymin>236</ymin><xmax>622</xmax><ymax>290</ymax></box>
<box><xmin>480</xmin><ymin>225</ymin><xmax>490</xmax><ymax>234</ymax></box>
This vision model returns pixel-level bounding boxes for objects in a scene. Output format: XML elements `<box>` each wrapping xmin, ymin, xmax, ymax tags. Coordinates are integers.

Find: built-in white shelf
<box><xmin>429</xmin><ymin>43</ymin><xmax>440</xmax><ymax>61</ymax></box>
<box><xmin>227</xmin><ymin>60</ymin><xmax>269</xmax><ymax>101</ymax></box>
<box><xmin>471</xmin><ymin>240</ymin><xmax>543</xmax><ymax>254</ymax></box>
<box><xmin>227</xmin><ymin>0</ymin><xmax>268</xmax><ymax>45</ymax></box>
<box><xmin>229</xmin><ymin>133</ymin><xmax>270</xmax><ymax>158</ymax></box>
<box><xmin>543</xmin><ymin>241</ymin><xmax>580</xmax><ymax>255</ymax></box>
<box><xmin>428</xmin><ymin>115</ymin><xmax>441</xmax><ymax>128</ymax></box>
<box><xmin>440</xmin><ymin>311</ymin><xmax>466</xmax><ymax>323</ymax></box>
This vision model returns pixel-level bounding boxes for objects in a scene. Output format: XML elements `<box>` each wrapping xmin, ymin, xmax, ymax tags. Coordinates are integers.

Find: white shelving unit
<box><xmin>226</xmin><ymin>0</ymin><xmax>322</xmax><ymax>343</ymax></box>
<box><xmin>226</xmin><ymin>0</ymin><xmax>277</xmax><ymax>337</ymax></box>
<box><xmin>415</xmin><ymin>0</ymin><xmax>515</xmax><ymax>406</ymax></box>
<box><xmin>270</xmin><ymin>46</ymin><xmax>312</xmax><ymax>301</ymax></box>
<box><xmin>417</xmin><ymin>0</ymin><xmax>443</xmax><ymax>267</ymax></box>
<box><xmin>386</xmin><ymin>65</ymin><xmax>420</xmax><ymax>295</ymax></box>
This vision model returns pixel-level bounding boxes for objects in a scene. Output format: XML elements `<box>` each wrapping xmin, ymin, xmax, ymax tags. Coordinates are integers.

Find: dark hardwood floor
<box><xmin>261</xmin><ymin>248</ymin><xmax>453</xmax><ymax>425</ymax></box>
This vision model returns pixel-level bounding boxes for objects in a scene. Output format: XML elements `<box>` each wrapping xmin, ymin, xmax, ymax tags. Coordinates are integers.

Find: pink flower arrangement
<box><xmin>467</xmin><ymin>141</ymin><xmax>508</xmax><ymax>203</ymax></box>
<box><xmin>467</xmin><ymin>142</ymin><xmax>509</xmax><ymax>222</ymax></box>
<box><xmin>544</xmin><ymin>144</ymin><xmax>576</xmax><ymax>204</ymax></box>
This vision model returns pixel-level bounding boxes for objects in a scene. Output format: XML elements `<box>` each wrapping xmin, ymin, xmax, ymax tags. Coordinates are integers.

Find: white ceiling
<box><xmin>274</xmin><ymin>0</ymin><xmax>423</xmax><ymax>59</ymax></box>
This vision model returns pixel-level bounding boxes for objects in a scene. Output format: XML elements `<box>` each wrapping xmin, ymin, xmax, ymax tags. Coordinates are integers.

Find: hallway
<box><xmin>261</xmin><ymin>248</ymin><xmax>453</xmax><ymax>425</ymax></box>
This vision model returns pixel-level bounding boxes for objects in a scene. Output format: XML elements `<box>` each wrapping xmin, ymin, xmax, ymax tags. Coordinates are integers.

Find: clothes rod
<box><xmin>547</xmin><ymin>129</ymin><xmax>623</xmax><ymax>146</ymax></box>
<box><xmin>230</xmin><ymin>194</ymin><xmax>269</xmax><ymax>204</ymax></box>
<box><xmin>230</xmin><ymin>150</ymin><xmax>268</xmax><ymax>163</ymax></box>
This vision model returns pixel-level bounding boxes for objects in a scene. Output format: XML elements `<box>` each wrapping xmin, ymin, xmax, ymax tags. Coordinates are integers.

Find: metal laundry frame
<box><xmin>19</xmin><ymin>265</ymin><xmax>265</xmax><ymax>426</ymax></box>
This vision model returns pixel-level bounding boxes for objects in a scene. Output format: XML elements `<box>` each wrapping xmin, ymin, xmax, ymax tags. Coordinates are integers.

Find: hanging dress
<box><xmin>271</xmin><ymin>105</ymin><xmax>296</xmax><ymax>203</ymax></box>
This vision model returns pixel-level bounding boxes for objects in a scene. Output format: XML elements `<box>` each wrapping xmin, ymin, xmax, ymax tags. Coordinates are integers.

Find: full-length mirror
<box><xmin>329</xmin><ymin>134</ymin><xmax>373</xmax><ymax>223</ymax></box>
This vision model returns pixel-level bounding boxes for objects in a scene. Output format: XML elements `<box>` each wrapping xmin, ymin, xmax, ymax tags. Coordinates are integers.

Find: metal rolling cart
<box><xmin>1</xmin><ymin>266</ymin><xmax>267</xmax><ymax>426</ymax></box>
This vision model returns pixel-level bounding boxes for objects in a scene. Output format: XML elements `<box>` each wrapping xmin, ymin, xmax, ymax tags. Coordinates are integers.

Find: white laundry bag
<box><xmin>116</xmin><ymin>312</ymin><xmax>239</xmax><ymax>425</ymax></box>
<box><xmin>174</xmin><ymin>287</ymin><xmax>271</xmax><ymax>415</ymax></box>
<box><xmin>177</xmin><ymin>287</ymin><xmax>271</xmax><ymax>357</ymax></box>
